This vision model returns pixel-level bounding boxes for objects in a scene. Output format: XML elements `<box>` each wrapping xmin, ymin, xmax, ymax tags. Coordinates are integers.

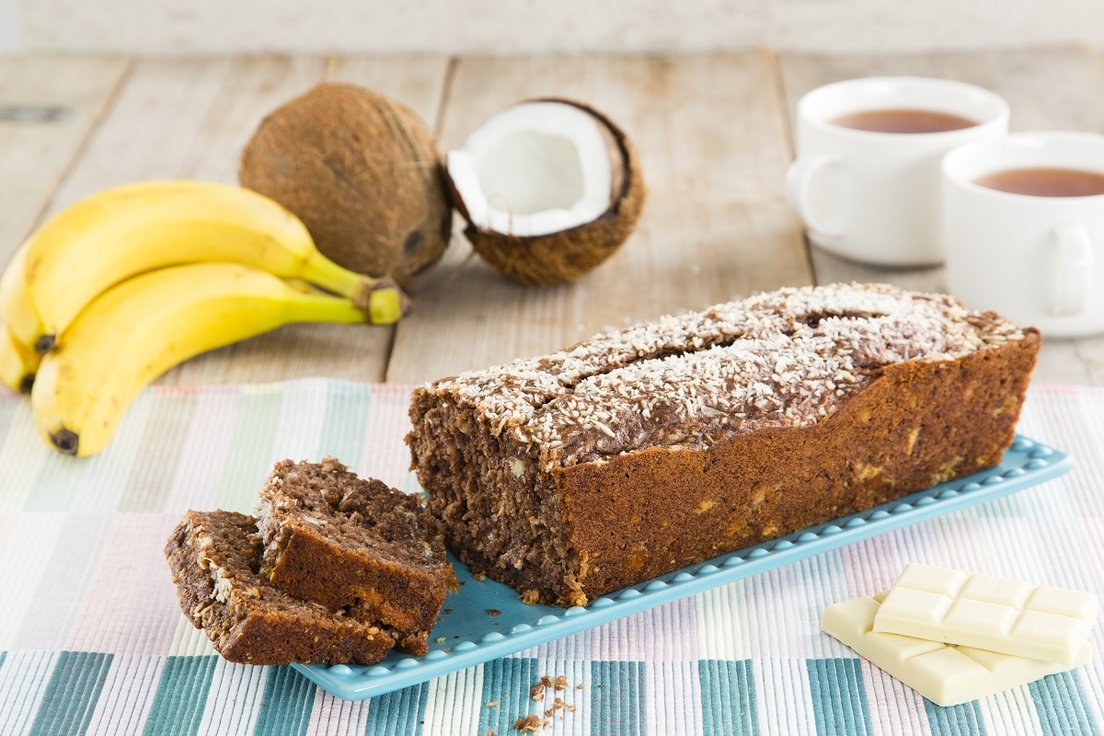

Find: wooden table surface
<box><xmin>2</xmin><ymin>48</ymin><xmax>1102</xmax><ymax>388</ymax></box>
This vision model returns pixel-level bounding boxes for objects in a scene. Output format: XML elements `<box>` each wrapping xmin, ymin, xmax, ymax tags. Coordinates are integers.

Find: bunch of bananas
<box><xmin>0</xmin><ymin>180</ymin><xmax>411</xmax><ymax>457</ymax></box>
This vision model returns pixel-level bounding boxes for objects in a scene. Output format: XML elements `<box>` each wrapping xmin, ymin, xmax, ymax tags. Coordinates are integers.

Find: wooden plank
<box><xmin>775</xmin><ymin>47</ymin><xmax>1104</xmax><ymax>385</ymax></box>
<box><xmin>47</xmin><ymin>56</ymin><xmax>325</xmax><ymax>207</ymax></box>
<box><xmin>40</xmin><ymin>54</ymin><xmax>451</xmax><ymax>386</ymax></box>
<box><xmin>326</xmin><ymin>56</ymin><xmax>451</xmax><ymax>127</ymax></box>
<box><xmin>1033</xmin><ymin>341</ymin><xmax>1097</xmax><ymax>385</ymax></box>
<box><xmin>0</xmin><ymin>56</ymin><xmax>130</xmax><ymax>263</ymax></box>
<box><xmin>386</xmin><ymin>52</ymin><xmax>812</xmax><ymax>384</ymax></box>
<box><xmin>1078</xmin><ymin>335</ymin><xmax>1104</xmax><ymax>385</ymax></box>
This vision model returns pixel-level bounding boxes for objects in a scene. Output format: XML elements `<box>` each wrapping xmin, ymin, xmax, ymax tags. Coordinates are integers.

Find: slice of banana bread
<box><xmin>256</xmin><ymin>458</ymin><xmax>458</xmax><ymax>656</ymax></box>
<box><xmin>407</xmin><ymin>283</ymin><xmax>1041</xmax><ymax>607</ymax></box>
<box><xmin>165</xmin><ymin>510</ymin><xmax>396</xmax><ymax>665</ymax></box>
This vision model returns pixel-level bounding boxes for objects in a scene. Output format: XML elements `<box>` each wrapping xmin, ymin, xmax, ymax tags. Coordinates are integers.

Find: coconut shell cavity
<box><xmin>239</xmin><ymin>83</ymin><xmax>452</xmax><ymax>284</ymax></box>
<box><xmin>446</xmin><ymin>98</ymin><xmax>645</xmax><ymax>286</ymax></box>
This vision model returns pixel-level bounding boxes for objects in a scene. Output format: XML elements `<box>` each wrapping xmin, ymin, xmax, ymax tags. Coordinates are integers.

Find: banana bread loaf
<box><xmin>165</xmin><ymin>510</ymin><xmax>397</xmax><ymax>665</ymax></box>
<box><xmin>256</xmin><ymin>458</ymin><xmax>458</xmax><ymax>656</ymax></box>
<box><xmin>407</xmin><ymin>283</ymin><xmax>1041</xmax><ymax>607</ymax></box>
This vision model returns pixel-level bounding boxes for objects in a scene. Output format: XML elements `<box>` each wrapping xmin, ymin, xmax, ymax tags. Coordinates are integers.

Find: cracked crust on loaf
<box><xmin>407</xmin><ymin>282</ymin><xmax>1041</xmax><ymax>606</ymax></box>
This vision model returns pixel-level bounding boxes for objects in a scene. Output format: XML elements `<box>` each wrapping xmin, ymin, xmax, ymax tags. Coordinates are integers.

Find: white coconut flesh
<box><xmin>447</xmin><ymin>101</ymin><xmax>621</xmax><ymax>237</ymax></box>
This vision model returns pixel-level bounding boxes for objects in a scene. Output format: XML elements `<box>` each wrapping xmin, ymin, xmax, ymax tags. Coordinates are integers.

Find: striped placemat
<box><xmin>1</xmin><ymin>379</ymin><xmax>1102</xmax><ymax>735</ymax></box>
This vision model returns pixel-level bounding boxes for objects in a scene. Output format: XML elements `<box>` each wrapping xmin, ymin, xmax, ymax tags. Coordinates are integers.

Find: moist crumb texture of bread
<box><xmin>164</xmin><ymin>510</ymin><xmax>396</xmax><ymax>665</ymax></box>
<box><xmin>256</xmin><ymin>457</ymin><xmax>458</xmax><ymax>655</ymax></box>
<box><xmin>407</xmin><ymin>282</ymin><xmax>1041</xmax><ymax>607</ymax></box>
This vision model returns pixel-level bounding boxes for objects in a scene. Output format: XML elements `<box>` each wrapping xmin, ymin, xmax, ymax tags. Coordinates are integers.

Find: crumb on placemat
<box><xmin>516</xmin><ymin>673</ymin><xmax>580</xmax><ymax>731</ymax></box>
<box><xmin>514</xmin><ymin>714</ymin><xmax>542</xmax><ymax>732</ymax></box>
<box><xmin>531</xmin><ymin>675</ymin><xmax>552</xmax><ymax>700</ymax></box>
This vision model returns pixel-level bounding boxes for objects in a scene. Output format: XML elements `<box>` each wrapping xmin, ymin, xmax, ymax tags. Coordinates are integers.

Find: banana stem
<box><xmin>296</xmin><ymin>254</ymin><xmax>366</xmax><ymax>297</ymax></box>
<box><xmin>288</xmin><ymin>291</ymin><xmax>374</xmax><ymax>326</ymax></box>
<box><xmin>296</xmin><ymin>255</ymin><xmax>412</xmax><ymax>325</ymax></box>
<box><xmin>359</xmin><ymin>277</ymin><xmax>412</xmax><ymax>325</ymax></box>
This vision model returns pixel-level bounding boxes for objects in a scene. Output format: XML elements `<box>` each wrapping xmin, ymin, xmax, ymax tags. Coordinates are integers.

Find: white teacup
<box><xmin>942</xmin><ymin>131</ymin><xmax>1104</xmax><ymax>338</ymax></box>
<box><xmin>786</xmin><ymin>76</ymin><xmax>1009</xmax><ymax>266</ymax></box>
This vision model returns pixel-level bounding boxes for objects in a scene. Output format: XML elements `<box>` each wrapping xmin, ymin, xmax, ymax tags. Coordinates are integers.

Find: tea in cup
<box><xmin>942</xmin><ymin>131</ymin><xmax>1104</xmax><ymax>338</ymax></box>
<box><xmin>786</xmin><ymin>77</ymin><xmax>1010</xmax><ymax>266</ymax></box>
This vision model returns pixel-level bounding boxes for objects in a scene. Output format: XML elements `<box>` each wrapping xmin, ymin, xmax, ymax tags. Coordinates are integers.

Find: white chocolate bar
<box><xmin>822</xmin><ymin>592</ymin><xmax>1092</xmax><ymax>707</ymax></box>
<box><xmin>872</xmin><ymin>563</ymin><xmax>1098</xmax><ymax>665</ymax></box>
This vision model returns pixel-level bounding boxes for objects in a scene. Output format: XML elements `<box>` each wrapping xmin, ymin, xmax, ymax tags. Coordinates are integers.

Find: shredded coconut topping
<box><xmin>422</xmin><ymin>283</ymin><xmax>1025</xmax><ymax>467</ymax></box>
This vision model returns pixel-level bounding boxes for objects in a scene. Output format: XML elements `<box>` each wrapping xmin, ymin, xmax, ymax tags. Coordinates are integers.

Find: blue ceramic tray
<box><xmin>294</xmin><ymin>435</ymin><xmax>1071</xmax><ymax>700</ymax></box>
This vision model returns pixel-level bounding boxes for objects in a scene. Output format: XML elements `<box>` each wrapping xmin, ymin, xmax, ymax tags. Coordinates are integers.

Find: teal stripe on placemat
<box><xmin>591</xmin><ymin>661</ymin><xmax>646</xmax><ymax>736</ymax></box>
<box><xmin>252</xmin><ymin>666</ymin><xmax>315</xmax><ymax>736</ymax></box>
<box><xmin>924</xmin><ymin>700</ymin><xmax>986</xmax><ymax>736</ymax></box>
<box><xmin>216</xmin><ymin>388</ymin><xmax>284</xmax><ymax>511</ymax></box>
<box><xmin>699</xmin><ymin>659</ymin><xmax>759</xmax><ymax>736</ymax></box>
<box><xmin>807</xmin><ymin>658</ymin><xmax>871</xmax><ymax>736</ymax></box>
<box><xmin>1030</xmin><ymin>670</ymin><xmax>1101</xmax><ymax>736</ymax></box>
<box><xmin>364</xmin><ymin>681</ymin><xmax>429</xmax><ymax>736</ymax></box>
<box><xmin>318</xmin><ymin>382</ymin><xmax>371</xmax><ymax>463</ymax></box>
<box><xmin>478</xmin><ymin>657</ymin><xmax>542</xmax><ymax>736</ymax></box>
<box><xmin>142</xmin><ymin>655</ymin><xmax>219</xmax><ymax>736</ymax></box>
<box><xmin>27</xmin><ymin>651</ymin><xmax>112</xmax><ymax>736</ymax></box>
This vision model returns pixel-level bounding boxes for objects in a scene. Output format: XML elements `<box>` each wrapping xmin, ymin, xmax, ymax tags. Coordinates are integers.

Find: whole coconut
<box><xmin>240</xmin><ymin>83</ymin><xmax>452</xmax><ymax>284</ymax></box>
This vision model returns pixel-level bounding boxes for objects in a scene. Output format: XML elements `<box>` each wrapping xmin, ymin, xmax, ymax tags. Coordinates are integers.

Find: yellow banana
<box><xmin>0</xmin><ymin>243</ymin><xmax>41</xmax><ymax>392</ymax></box>
<box><xmin>0</xmin><ymin>322</ymin><xmax>40</xmax><ymax>393</ymax></box>
<box><xmin>32</xmin><ymin>262</ymin><xmax>369</xmax><ymax>457</ymax></box>
<box><xmin>2</xmin><ymin>180</ymin><xmax>408</xmax><ymax>351</ymax></box>
<box><xmin>0</xmin><ymin>243</ymin><xmax>42</xmax><ymax>350</ymax></box>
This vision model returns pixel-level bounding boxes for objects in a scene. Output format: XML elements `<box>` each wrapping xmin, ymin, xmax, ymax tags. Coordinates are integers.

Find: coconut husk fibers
<box><xmin>450</xmin><ymin>98</ymin><xmax>646</xmax><ymax>287</ymax></box>
<box><xmin>239</xmin><ymin>83</ymin><xmax>452</xmax><ymax>284</ymax></box>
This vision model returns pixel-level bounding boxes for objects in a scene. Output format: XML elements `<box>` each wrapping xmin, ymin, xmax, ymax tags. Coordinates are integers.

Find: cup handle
<box><xmin>785</xmin><ymin>154</ymin><xmax>844</xmax><ymax>237</ymax></box>
<box><xmin>1050</xmin><ymin>224</ymin><xmax>1094</xmax><ymax>316</ymax></box>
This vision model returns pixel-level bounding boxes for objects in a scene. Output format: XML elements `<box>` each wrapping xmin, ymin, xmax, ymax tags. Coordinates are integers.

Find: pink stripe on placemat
<box><xmin>360</xmin><ymin>383</ymin><xmax>416</xmax><ymax>492</ymax></box>
<box><xmin>66</xmin><ymin>513</ymin><xmax>182</xmax><ymax>656</ymax></box>
<box><xmin>840</xmin><ymin>533</ymin><xmax>918</xmax><ymax>601</ymax></box>
<box><xmin>859</xmin><ymin>658</ymin><xmax>931</xmax><ymax>736</ymax></box>
<box><xmin>588</xmin><ymin>596</ymin><xmax>699</xmax><ymax>662</ymax></box>
<box><xmin>162</xmin><ymin>385</ymin><xmax>243</xmax><ymax>514</ymax></box>
<box><xmin>11</xmin><ymin>513</ymin><xmax>111</xmax><ymax>651</ymax></box>
<box><xmin>304</xmin><ymin>690</ymin><xmax>370</xmax><ymax>736</ymax></box>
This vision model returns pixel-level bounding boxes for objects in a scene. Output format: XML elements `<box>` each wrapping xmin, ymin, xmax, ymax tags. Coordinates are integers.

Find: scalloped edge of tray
<box><xmin>295</xmin><ymin>434</ymin><xmax>1072</xmax><ymax>700</ymax></box>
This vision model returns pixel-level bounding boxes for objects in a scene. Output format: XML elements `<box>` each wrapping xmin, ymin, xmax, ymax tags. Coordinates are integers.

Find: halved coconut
<box><xmin>446</xmin><ymin>98</ymin><xmax>645</xmax><ymax>286</ymax></box>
